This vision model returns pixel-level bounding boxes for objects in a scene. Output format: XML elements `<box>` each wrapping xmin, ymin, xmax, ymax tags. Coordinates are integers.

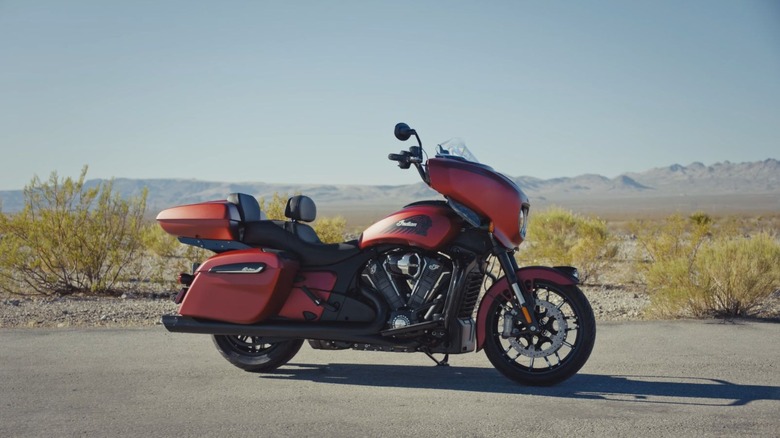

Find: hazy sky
<box><xmin>1</xmin><ymin>0</ymin><xmax>778</xmax><ymax>190</ymax></box>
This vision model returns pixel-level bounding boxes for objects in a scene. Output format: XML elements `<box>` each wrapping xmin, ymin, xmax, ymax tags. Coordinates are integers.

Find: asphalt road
<box><xmin>1</xmin><ymin>320</ymin><xmax>778</xmax><ymax>437</ymax></box>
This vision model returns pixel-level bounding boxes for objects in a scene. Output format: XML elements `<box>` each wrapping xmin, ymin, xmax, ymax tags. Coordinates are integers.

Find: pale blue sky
<box><xmin>1</xmin><ymin>0</ymin><xmax>778</xmax><ymax>190</ymax></box>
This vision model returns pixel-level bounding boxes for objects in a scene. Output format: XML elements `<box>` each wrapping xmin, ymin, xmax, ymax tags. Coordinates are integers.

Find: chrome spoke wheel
<box><xmin>484</xmin><ymin>281</ymin><xmax>595</xmax><ymax>386</ymax></box>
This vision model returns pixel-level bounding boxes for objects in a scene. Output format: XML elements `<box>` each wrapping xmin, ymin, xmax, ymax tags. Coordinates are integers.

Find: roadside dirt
<box><xmin>2</xmin><ymin>286</ymin><xmax>778</xmax><ymax>328</ymax></box>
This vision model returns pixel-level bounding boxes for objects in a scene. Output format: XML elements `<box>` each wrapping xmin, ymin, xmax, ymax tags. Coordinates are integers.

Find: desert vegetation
<box><xmin>1</xmin><ymin>169</ymin><xmax>778</xmax><ymax>320</ymax></box>
<box><xmin>517</xmin><ymin>207</ymin><xmax>780</xmax><ymax>318</ymax></box>
<box><xmin>0</xmin><ymin>170</ymin><xmax>347</xmax><ymax>296</ymax></box>
<box><xmin>630</xmin><ymin>213</ymin><xmax>780</xmax><ymax>318</ymax></box>
<box><xmin>517</xmin><ymin>207</ymin><xmax>619</xmax><ymax>284</ymax></box>
<box><xmin>0</xmin><ymin>167</ymin><xmax>147</xmax><ymax>295</ymax></box>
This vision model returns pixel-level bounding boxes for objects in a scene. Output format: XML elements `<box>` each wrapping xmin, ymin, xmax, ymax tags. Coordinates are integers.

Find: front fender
<box><xmin>475</xmin><ymin>266</ymin><xmax>578</xmax><ymax>351</ymax></box>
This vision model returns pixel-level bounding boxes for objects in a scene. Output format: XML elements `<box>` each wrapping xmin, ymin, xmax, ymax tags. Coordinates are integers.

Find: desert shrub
<box><xmin>630</xmin><ymin>213</ymin><xmax>711</xmax><ymax>316</ymax></box>
<box><xmin>258</xmin><ymin>192</ymin><xmax>289</xmax><ymax>220</ymax></box>
<box><xmin>0</xmin><ymin>167</ymin><xmax>147</xmax><ymax>296</ymax></box>
<box><xmin>631</xmin><ymin>213</ymin><xmax>780</xmax><ymax>317</ymax></box>
<box><xmin>139</xmin><ymin>222</ymin><xmax>211</xmax><ymax>288</ymax></box>
<box><xmin>313</xmin><ymin>216</ymin><xmax>348</xmax><ymax>244</ymax></box>
<box><xmin>630</xmin><ymin>213</ymin><xmax>712</xmax><ymax>266</ymax></box>
<box><xmin>519</xmin><ymin>207</ymin><xmax>618</xmax><ymax>283</ymax></box>
<box><xmin>141</xmin><ymin>221</ymin><xmax>180</xmax><ymax>259</ymax></box>
<box><xmin>692</xmin><ymin>233</ymin><xmax>780</xmax><ymax>316</ymax></box>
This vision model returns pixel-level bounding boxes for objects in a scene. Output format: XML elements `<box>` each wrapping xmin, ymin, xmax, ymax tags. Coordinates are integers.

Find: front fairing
<box><xmin>427</xmin><ymin>157</ymin><xmax>529</xmax><ymax>248</ymax></box>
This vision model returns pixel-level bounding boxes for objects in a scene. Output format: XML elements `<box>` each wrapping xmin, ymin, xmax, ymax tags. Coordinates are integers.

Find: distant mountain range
<box><xmin>1</xmin><ymin>159</ymin><xmax>778</xmax><ymax>216</ymax></box>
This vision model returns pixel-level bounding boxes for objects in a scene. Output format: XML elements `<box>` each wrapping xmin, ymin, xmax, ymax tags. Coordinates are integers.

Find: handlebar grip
<box><xmin>388</xmin><ymin>153</ymin><xmax>405</xmax><ymax>161</ymax></box>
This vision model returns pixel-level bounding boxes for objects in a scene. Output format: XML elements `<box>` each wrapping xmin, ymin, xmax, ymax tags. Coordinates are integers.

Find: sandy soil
<box><xmin>2</xmin><ymin>285</ymin><xmax>777</xmax><ymax>329</ymax></box>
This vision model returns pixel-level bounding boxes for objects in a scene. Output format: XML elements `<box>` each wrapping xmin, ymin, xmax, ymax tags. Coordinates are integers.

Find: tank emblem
<box><xmin>383</xmin><ymin>215</ymin><xmax>432</xmax><ymax>237</ymax></box>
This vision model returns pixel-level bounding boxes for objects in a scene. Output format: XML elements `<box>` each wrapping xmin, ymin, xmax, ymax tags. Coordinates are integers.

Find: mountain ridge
<box><xmin>1</xmin><ymin>159</ymin><xmax>777</xmax><ymax>214</ymax></box>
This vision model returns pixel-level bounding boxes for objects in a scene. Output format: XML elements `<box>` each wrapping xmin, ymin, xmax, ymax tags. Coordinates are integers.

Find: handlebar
<box><xmin>389</xmin><ymin>123</ymin><xmax>429</xmax><ymax>184</ymax></box>
<box><xmin>388</xmin><ymin>153</ymin><xmax>407</xmax><ymax>162</ymax></box>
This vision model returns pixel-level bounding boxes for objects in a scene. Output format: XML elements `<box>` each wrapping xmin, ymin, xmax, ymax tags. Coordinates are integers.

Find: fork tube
<box><xmin>495</xmin><ymin>250</ymin><xmax>540</xmax><ymax>332</ymax></box>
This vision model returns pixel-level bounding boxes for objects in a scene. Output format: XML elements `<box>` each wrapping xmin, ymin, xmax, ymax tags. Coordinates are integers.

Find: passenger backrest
<box><xmin>283</xmin><ymin>195</ymin><xmax>321</xmax><ymax>244</ymax></box>
<box><xmin>227</xmin><ymin>193</ymin><xmax>264</xmax><ymax>222</ymax></box>
<box><xmin>284</xmin><ymin>195</ymin><xmax>316</xmax><ymax>222</ymax></box>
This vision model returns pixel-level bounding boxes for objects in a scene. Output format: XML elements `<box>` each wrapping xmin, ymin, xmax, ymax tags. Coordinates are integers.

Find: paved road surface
<box><xmin>1</xmin><ymin>320</ymin><xmax>778</xmax><ymax>437</ymax></box>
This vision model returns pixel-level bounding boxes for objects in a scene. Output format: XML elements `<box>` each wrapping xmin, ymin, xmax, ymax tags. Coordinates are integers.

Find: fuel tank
<box><xmin>359</xmin><ymin>202</ymin><xmax>461</xmax><ymax>251</ymax></box>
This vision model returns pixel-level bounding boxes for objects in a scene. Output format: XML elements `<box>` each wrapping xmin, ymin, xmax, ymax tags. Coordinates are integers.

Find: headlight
<box><xmin>519</xmin><ymin>205</ymin><xmax>530</xmax><ymax>239</ymax></box>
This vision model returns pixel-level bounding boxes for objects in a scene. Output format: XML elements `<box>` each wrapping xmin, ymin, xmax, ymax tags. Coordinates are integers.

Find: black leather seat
<box><xmin>227</xmin><ymin>193</ymin><xmax>264</xmax><ymax>222</ymax></box>
<box><xmin>228</xmin><ymin>193</ymin><xmax>359</xmax><ymax>266</ymax></box>
<box><xmin>283</xmin><ymin>195</ymin><xmax>321</xmax><ymax>243</ymax></box>
<box><xmin>243</xmin><ymin>221</ymin><xmax>360</xmax><ymax>267</ymax></box>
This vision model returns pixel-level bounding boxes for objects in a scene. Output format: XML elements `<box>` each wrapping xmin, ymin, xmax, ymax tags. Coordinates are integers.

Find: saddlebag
<box><xmin>179</xmin><ymin>249</ymin><xmax>299</xmax><ymax>324</ymax></box>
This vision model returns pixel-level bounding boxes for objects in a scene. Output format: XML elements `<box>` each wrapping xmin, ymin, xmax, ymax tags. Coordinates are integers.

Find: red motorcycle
<box><xmin>158</xmin><ymin>123</ymin><xmax>595</xmax><ymax>385</ymax></box>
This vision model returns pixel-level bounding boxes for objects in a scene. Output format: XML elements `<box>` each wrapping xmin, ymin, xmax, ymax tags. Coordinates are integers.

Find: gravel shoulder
<box><xmin>1</xmin><ymin>285</ymin><xmax>778</xmax><ymax>328</ymax></box>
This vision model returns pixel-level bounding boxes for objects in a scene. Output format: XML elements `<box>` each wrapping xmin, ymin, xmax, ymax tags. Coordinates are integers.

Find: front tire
<box><xmin>212</xmin><ymin>335</ymin><xmax>303</xmax><ymax>373</ymax></box>
<box><xmin>483</xmin><ymin>281</ymin><xmax>596</xmax><ymax>386</ymax></box>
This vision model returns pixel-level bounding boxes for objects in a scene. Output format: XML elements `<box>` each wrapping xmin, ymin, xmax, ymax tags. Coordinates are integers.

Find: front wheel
<box><xmin>212</xmin><ymin>335</ymin><xmax>303</xmax><ymax>373</ymax></box>
<box><xmin>483</xmin><ymin>281</ymin><xmax>596</xmax><ymax>386</ymax></box>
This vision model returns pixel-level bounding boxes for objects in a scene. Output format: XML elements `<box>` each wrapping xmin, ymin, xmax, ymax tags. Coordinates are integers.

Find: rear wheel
<box><xmin>212</xmin><ymin>335</ymin><xmax>303</xmax><ymax>373</ymax></box>
<box><xmin>483</xmin><ymin>281</ymin><xmax>595</xmax><ymax>386</ymax></box>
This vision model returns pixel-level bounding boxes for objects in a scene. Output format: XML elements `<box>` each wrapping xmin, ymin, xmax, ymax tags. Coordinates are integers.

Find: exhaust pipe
<box><xmin>162</xmin><ymin>286</ymin><xmax>400</xmax><ymax>346</ymax></box>
<box><xmin>162</xmin><ymin>315</ymin><xmax>404</xmax><ymax>346</ymax></box>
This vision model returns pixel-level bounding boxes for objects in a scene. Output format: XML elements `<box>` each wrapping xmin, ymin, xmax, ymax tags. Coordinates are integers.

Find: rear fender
<box><xmin>475</xmin><ymin>266</ymin><xmax>578</xmax><ymax>351</ymax></box>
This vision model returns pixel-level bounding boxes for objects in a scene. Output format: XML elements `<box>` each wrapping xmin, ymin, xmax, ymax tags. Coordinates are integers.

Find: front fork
<box><xmin>494</xmin><ymin>250</ymin><xmax>541</xmax><ymax>335</ymax></box>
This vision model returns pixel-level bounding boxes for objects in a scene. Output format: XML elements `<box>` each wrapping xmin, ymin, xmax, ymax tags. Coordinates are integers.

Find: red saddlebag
<box><xmin>179</xmin><ymin>249</ymin><xmax>299</xmax><ymax>324</ymax></box>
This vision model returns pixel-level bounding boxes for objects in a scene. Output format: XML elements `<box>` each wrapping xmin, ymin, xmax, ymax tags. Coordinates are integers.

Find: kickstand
<box><xmin>423</xmin><ymin>350</ymin><xmax>450</xmax><ymax>367</ymax></box>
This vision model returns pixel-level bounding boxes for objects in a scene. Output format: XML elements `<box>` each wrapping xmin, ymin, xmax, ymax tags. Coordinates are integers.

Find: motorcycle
<box><xmin>158</xmin><ymin>123</ymin><xmax>596</xmax><ymax>386</ymax></box>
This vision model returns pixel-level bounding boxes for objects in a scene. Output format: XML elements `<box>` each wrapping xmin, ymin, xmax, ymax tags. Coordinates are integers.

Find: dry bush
<box><xmin>518</xmin><ymin>207</ymin><xmax>618</xmax><ymax>283</ymax></box>
<box><xmin>314</xmin><ymin>216</ymin><xmax>348</xmax><ymax>244</ymax></box>
<box><xmin>141</xmin><ymin>221</ymin><xmax>180</xmax><ymax>259</ymax></box>
<box><xmin>258</xmin><ymin>192</ymin><xmax>289</xmax><ymax>221</ymax></box>
<box><xmin>0</xmin><ymin>167</ymin><xmax>147</xmax><ymax>296</ymax></box>
<box><xmin>631</xmin><ymin>213</ymin><xmax>780</xmax><ymax>317</ymax></box>
<box><xmin>139</xmin><ymin>223</ymin><xmax>210</xmax><ymax>289</ymax></box>
<box><xmin>630</xmin><ymin>213</ymin><xmax>712</xmax><ymax>266</ymax></box>
<box><xmin>693</xmin><ymin>233</ymin><xmax>780</xmax><ymax>317</ymax></box>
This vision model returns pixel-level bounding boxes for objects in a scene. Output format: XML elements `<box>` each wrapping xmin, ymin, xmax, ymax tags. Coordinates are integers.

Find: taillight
<box><xmin>177</xmin><ymin>273</ymin><xmax>194</xmax><ymax>287</ymax></box>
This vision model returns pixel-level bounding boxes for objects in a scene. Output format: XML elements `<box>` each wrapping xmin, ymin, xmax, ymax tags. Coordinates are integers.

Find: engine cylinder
<box><xmin>362</xmin><ymin>251</ymin><xmax>452</xmax><ymax>328</ymax></box>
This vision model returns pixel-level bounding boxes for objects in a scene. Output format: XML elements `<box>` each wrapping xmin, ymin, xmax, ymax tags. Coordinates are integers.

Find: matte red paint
<box><xmin>156</xmin><ymin>200</ymin><xmax>239</xmax><ymax>241</ymax></box>
<box><xmin>427</xmin><ymin>157</ymin><xmax>528</xmax><ymax>248</ymax></box>
<box><xmin>359</xmin><ymin>204</ymin><xmax>461</xmax><ymax>250</ymax></box>
<box><xmin>179</xmin><ymin>249</ymin><xmax>299</xmax><ymax>324</ymax></box>
<box><xmin>474</xmin><ymin>267</ymin><xmax>578</xmax><ymax>351</ymax></box>
<box><xmin>277</xmin><ymin>271</ymin><xmax>337</xmax><ymax>321</ymax></box>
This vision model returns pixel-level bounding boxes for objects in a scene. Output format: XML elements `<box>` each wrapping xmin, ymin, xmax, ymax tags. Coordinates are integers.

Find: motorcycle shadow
<box><xmin>263</xmin><ymin>363</ymin><xmax>779</xmax><ymax>406</ymax></box>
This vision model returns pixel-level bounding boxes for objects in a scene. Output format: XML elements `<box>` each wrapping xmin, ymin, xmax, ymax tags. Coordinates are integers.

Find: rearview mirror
<box><xmin>394</xmin><ymin>123</ymin><xmax>415</xmax><ymax>141</ymax></box>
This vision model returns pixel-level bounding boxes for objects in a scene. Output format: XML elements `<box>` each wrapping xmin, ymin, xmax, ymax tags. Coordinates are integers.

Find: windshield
<box><xmin>435</xmin><ymin>138</ymin><xmax>479</xmax><ymax>163</ymax></box>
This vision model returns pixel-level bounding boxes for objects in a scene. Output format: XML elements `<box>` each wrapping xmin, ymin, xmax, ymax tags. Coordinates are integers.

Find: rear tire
<box><xmin>483</xmin><ymin>281</ymin><xmax>595</xmax><ymax>386</ymax></box>
<box><xmin>212</xmin><ymin>335</ymin><xmax>303</xmax><ymax>373</ymax></box>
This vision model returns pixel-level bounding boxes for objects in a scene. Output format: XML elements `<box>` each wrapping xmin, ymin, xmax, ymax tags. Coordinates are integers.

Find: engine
<box><xmin>361</xmin><ymin>250</ymin><xmax>452</xmax><ymax>330</ymax></box>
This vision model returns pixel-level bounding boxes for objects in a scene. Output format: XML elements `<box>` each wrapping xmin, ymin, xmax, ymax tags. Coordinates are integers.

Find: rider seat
<box><xmin>228</xmin><ymin>193</ymin><xmax>359</xmax><ymax>266</ymax></box>
<box><xmin>283</xmin><ymin>195</ymin><xmax>321</xmax><ymax>244</ymax></box>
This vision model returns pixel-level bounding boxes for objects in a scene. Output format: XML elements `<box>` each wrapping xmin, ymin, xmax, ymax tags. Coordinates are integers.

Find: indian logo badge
<box><xmin>383</xmin><ymin>215</ymin><xmax>433</xmax><ymax>237</ymax></box>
